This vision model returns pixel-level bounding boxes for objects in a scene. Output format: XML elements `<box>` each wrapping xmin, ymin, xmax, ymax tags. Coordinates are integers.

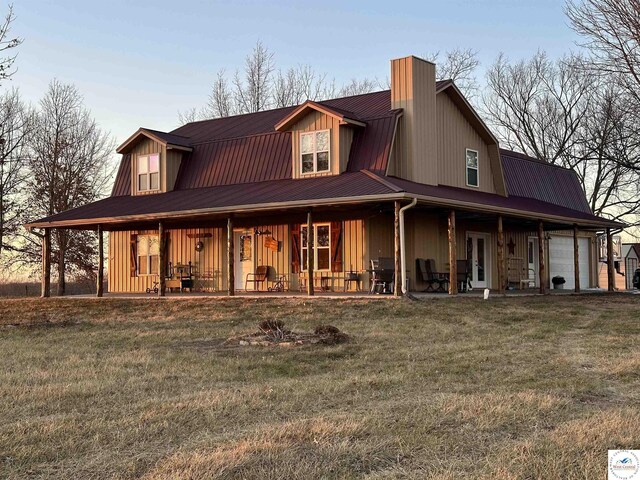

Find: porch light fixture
<box><xmin>195</xmin><ymin>241</ymin><xmax>204</xmax><ymax>252</ymax></box>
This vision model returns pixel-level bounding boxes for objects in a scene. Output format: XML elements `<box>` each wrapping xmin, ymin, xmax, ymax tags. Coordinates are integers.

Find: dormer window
<box><xmin>138</xmin><ymin>154</ymin><xmax>160</xmax><ymax>192</ymax></box>
<box><xmin>466</xmin><ymin>149</ymin><xmax>479</xmax><ymax>187</ymax></box>
<box><xmin>301</xmin><ymin>130</ymin><xmax>330</xmax><ymax>174</ymax></box>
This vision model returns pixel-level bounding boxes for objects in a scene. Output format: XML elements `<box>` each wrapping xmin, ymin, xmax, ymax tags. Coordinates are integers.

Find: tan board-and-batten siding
<box><xmin>107</xmin><ymin>220</ymin><xmax>367</xmax><ymax>293</ymax></box>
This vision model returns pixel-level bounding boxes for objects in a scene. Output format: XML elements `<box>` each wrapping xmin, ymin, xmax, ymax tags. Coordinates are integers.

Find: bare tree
<box><xmin>566</xmin><ymin>0</ymin><xmax>640</xmax><ymax>106</ymax></box>
<box><xmin>272</xmin><ymin>65</ymin><xmax>330</xmax><ymax>108</ymax></box>
<box><xmin>426</xmin><ymin>48</ymin><xmax>481</xmax><ymax>98</ymax></box>
<box><xmin>206</xmin><ymin>70</ymin><xmax>235</xmax><ymax>117</ymax></box>
<box><xmin>177</xmin><ymin>42</ymin><xmax>380</xmax><ymax>123</ymax></box>
<box><xmin>0</xmin><ymin>89</ymin><xmax>31</xmax><ymax>259</ymax></box>
<box><xmin>483</xmin><ymin>51</ymin><xmax>640</xmax><ymax>224</ymax></box>
<box><xmin>571</xmin><ymin>87</ymin><xmax>640</xmax><ymax>221</ymax></box>
<box><xmin>0</xmin><ymin>5</ymin><xmax>22</xmax><ymax>87</ymax></box>
<box><xmin>233</xmin><ymin>41</ymin><xmax>275</xmax><ymax>113</ymax></box>
<box><xmin>338</xmin><ymin>78</ymin><xmax>378</xmax><ymax>97</ymax></box>
<box><xmin>22</xmin><ymin>80</ymin><xmax>115</xmax><ymax>294</ymax></box>
<box><xmin>483</xmin><ymin>52</ymin><xmax>592</xmax><ymax>163</ymax></box>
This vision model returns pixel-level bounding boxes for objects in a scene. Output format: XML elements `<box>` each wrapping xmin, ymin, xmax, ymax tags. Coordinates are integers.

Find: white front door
<box><xmin>528</xmin><ymin>237</ymin><xmax>539</xmax><ymax>287</ymax></box>
<box><xmin>466</xmin><ymin>233</ymin><xmax>491</xmax><ymax>289</ymax></box>
<box><xmin>235</xmin><ymin>231</ymin><xmax>254</xmax><ymax>290</ymax></box>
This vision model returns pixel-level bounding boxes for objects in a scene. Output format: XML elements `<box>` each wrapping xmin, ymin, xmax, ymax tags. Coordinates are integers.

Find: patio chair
<box><xmin>370</xmin><ymin>258</ymin><xmax>394</xmax><ymax>294</ymax></box>
<box><xmin>416</xmin><ymin>258</ymin><xmax>449</xmax><ymax>292</ymax></box>
<box><xmin>245</xmin><ymin>265</ymin><xmax>269</xmax><ymax>291</ymax></box>
<box><xmin>457</xmin><ymin>259</ymin><xmax>471</xmax><ymax>292</ymax></box>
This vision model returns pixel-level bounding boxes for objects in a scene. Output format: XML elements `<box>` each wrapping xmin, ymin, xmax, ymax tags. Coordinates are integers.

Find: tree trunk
<box><xmin>497</xmin><ymin>215</ymin><xmax>504</xmax><ymax>292</ymax></box>
<box><xmin>307</xmin><ymin>210</ymin><xmax>314</xmax><ymax>296</ymax></box>
<box><xmin>573</xmin><ymin>225</ymin><xmax>580</xmax><ymax>293</ymax></box>
<box><xmin>57</xmin><ymin>242</ymin><xmax>66</xmax><ymax>296</ymax></box>
<box><xmin>394</xmin><ymin>201</ymin><xmax>401</xmax><ymax>296</ymax></box>
<box><xmin>448</xmin><ymin>210</ymin><xmax>457</xmax><ymax>295</ymax></box>
<box><xmin>538</xmin><ymin>221</ymin><xmax>546</xmax><ymax>294</ymax></box>
<box><xmin>227</xmin><ymin>217</ymin><xmax>234</xmax><ymax>296</ymax></box>
<box><xmin>41</xmin><ymin>228</ymin><xmax>51</xmax><ymax>298</ymax></box>
<box><xmin>158</xmin><ymin>222</ymin><xmax>166</xmax><ymax>297</ymax></box>
<box><xmin>606</xmin><ymin>228</ymin><xmax>615</xmax><ymax>292</ymax></box>
<box><xmin>96</xmin><ymin>225</ymin><xmax>104</xmax><ymax>297</ymax></box>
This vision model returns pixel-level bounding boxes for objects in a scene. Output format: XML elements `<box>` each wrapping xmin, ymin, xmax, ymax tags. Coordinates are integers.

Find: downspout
<box><xmin>399</xmin><ymin>197</ymin><xmax>418</xmax><ymax>295</ymax></box>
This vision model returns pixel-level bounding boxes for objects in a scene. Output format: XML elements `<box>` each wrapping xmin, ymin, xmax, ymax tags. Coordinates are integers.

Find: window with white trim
<box><xmin>466</xmin><ymin>149</ymin><xmax>479</xmax><ymax>187</ymax></box>
<box><xmin>301</xmin><ymin>224</ymin><xmax>331</xmax><ymax>271</ymax></box>
<box><xmin>300</xmin><ymin>130</ymin><xmax>330</xmax><ymax>174</ymax></box>
<box><xmin>137</xmin><ymin>154</ymin><xmax>160</xmax><ymax>192</ymax></box>
<box><xmin>137</xmin><ymin>234</ymin><xmax>159</xmax><ymax>275</ymax></box>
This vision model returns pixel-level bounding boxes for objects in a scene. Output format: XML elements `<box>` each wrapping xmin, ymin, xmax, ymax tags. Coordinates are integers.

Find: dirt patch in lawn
<box><xmin>223</xmin><ymin>320</ymin><xmax>349</xmax><ymax>347</ymax></box>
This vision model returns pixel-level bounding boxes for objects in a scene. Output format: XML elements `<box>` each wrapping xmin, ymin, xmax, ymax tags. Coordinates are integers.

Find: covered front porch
<box><xmin>30</xmin><ymin>196</ymin><xmax>621</xmax><ymax>299</ymax></box>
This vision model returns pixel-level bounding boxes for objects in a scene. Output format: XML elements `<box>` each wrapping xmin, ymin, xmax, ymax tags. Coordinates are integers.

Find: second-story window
<box><xmin>466</xmin><ymin>149</ymin><xmax>479</xmax><ymax>187</ymax></box>
<box><xmin>138</xmin><ymin>154</ymin><xmax>160</xmax><ymax>192</ymax></box>
<box><xmin>300</xmin><ymin>130</ymin><xmax>330</xmax><ymax>174</ymax></box>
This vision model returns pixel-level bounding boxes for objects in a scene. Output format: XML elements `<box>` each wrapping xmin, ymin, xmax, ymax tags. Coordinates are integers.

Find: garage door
<box><xmin>549</xmin><ymin>236</ymin><xmax>590</xmax><ymax>289</ymax></box>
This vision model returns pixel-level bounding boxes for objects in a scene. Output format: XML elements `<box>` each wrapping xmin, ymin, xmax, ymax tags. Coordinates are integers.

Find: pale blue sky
<box><xmin>15</xmin><ymin>0</ymin><xmax>578</xmax><ymax>146</ymax></box>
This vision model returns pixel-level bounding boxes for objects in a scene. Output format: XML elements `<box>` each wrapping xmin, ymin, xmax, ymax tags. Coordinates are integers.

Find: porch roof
<box><xmin>25</xmin><ymin>170</ymin><xmax>622</xmax><ymax>231</ymax></box>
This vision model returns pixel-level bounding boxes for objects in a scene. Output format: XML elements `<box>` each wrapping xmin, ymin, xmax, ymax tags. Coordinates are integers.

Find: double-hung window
<box><xmin>300</xmin><ymin>130</ymin><xmax>330</xmax><ymax>174</ymax></box>
<box><xmin>138</xmin><ymin>154</ymin><xmax>160</xmax><ymax>192</ymax></box>
<box><xmin>137</xmin><ymin>235</ymin><xmax>159</xmax><ymax>275</ymax></box>
<box><xmin>466</xmin><ymin>149</ymin><xmax>479</xmax><ymax>187</ymax></box>
<box><xmin>301</xmin><ymin>224</ymin><xmax>331</xmax><ymax>271</ymax></box>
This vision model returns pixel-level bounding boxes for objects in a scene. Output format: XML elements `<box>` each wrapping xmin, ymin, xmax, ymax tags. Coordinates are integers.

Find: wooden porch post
<box><xmin>538</xmin><ymin>221</ymin><xmax>546</xmax><ymax>294</ymax></box>
<box><xmin>394</xmin><ymin>200</ymin><xmax>401</xmax><ymax>296</ymax></box>
<box><xmin>448</xmin><ymin>210</ymin><xmax>457</xmax><ymax>295</ymax></box>
<box><xmin>96</xmin><ymin>225</ymin><xmax>104</xmax><ymax>297</ymax></box>
<box><xmin>497</xmin><ymin>215</ymin><xmax>504</xmax><ymax>292</ymax></box>
<box><xmin>158</xmin><ymin>222</ymin><xmax>166</xmax><ymax>297</ymax></box>
<box><xmin>228</xmin><ymin>216</ymin><xmax>235</xmax><ymax>296</ymax></box>
<box><xmin>573</xmin><ymin>224</ymin><xmax>580</xmax><ymax>293</ymax></box>
<box><xmin>307</xmin><ymin>210</ymin><xmax>314</xmax><ymax>296</ymax></box>
<box><xmin>606</xmin><ymin>228</ymin><xmax>615</xmax><ymax>292</ymax></box>
<box><xmin>41</xmin><ymin>228</ymin><xmax>51</xmax><ymax>298</ymax></box>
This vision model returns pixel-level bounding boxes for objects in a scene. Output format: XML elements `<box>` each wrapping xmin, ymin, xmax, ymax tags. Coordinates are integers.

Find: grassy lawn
<box><xmin>0</xmin><ymin>295</ymin><xmax>639</xmax><ymax>479</ymax></box>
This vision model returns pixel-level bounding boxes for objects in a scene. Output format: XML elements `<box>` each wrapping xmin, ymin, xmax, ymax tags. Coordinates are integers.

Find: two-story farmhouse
<box><xmin>27</xmin><ymin>56</ymin><xmax>622</xmax><ymax>296</ymax></box>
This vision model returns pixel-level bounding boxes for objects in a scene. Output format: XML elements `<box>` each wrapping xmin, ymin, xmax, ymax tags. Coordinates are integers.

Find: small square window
<box><xmin>300</xmin><ymin>130</ymin><xmax>330</xmax><ymax>174</ymax></box>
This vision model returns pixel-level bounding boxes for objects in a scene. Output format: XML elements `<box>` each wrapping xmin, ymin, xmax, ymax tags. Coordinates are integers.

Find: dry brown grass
<box><xmin>0</xmin><ymin>294</ymin><xmax>639</xmax><ymax>479</ymax></box>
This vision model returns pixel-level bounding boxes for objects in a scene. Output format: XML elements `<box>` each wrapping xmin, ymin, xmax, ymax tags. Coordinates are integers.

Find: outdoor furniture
<box><xmin>193</xmin><ymin>270</ymin><xmax>216</xmax><ymax>292</ymax></box>
<box><xmin>245</xmin><ymin>265</ymin><xmax>269</xmax><ymax>291</ymax></box>
<box><xmin>416</xmin><ymin>258</ymin><xmax>449</xmax><ymax>292</ymax></box>
<box><xmin>320</xmin><ymin>275</ymin><xmax>331</xmax><ymax>292</ymax></box>
<box><xmin>507</xmin><ymin>257</ymin><xmax>534</xmax><ymax>289</ymax></box>
<box><xmin>344</xmin><ymin>270</ymin><xmax>361</xmax><ymax>292</ymax></box>
<box><xmin>168</xmin><ymin>262</ymin><xmax>194</xmax><ymax>292</ymax></box>
<box><xmin>268</xmin><ymin>274</ymin><xmax>289</xmax><ymax>292</ymax></box>
<box><xmin>457</xmin><ymin>259</ymin><xmax>471</xmax><ymax>292</ymax></box>
<box><xmin>370</xmin><ymin>258</ymin><xmax>394</xmax><ymax>294</ymax></box>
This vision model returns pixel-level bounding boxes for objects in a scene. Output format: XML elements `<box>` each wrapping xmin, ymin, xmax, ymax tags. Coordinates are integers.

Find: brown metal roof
<box><xmin>27</xmin><ymin>171</ymin><xmax>397</xmax><ymax>229</ymax></box>
<box><xmin>383</xmin><ymin>174</ymin><xmax>619</xmax><ymax>227</ymax></box>
<box><xmin>175</xmin><ymin>132</ymin><xmax>292</xmax><ymax>189</ymax></box>
<box><xmin>500</xmin><ymin>149</ymin><xmax>592</xmax><ymax>214</ymax></box>
<box><xmin>111</xmin><ymin>154</ymin><xmax>131</xmax><ymax>196</ymax></box>
<box><xmin>347</xmin><ymin>111</ymin><xmax>401</xmax><ymax>175</ymax></box>
<box><xmin>28</xmin><ymin>168</ymin><xmax>621</xmax><ymax>230</ymax></box>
